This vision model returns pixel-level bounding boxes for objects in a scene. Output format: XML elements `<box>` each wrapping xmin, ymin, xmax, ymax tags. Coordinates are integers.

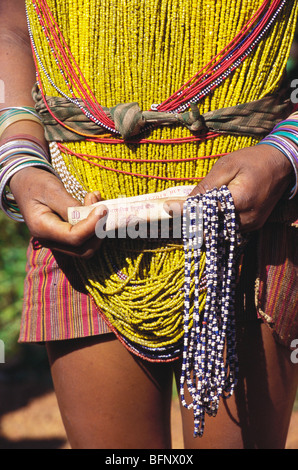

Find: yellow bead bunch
<box><xmin>25</xmin><ymin>0</ymin><xmax>298</xmax><ymax>352</ymax></box>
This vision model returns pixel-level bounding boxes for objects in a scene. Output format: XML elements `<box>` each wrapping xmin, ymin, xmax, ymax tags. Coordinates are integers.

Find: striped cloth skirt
<box><xmin>19</xmin><ymin>202</ymin><xmax>298</xmax><ymax>349</ymax></box>
<box><xmin>19</xmin><ymin>239</ymin><xmax>111</xmax><ymax>343</ymax></box>
<box><xmin>19</xmin><ymin>236</ymin><xmax>259</xmax><ymax>345</ymax></box>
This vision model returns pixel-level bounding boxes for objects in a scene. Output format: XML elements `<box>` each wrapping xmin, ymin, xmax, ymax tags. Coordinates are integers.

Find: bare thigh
<box><xmin>46</xmin><ymin>333</ymin><xmax>174</xmax><ymax>449</ymax></box>
<box><xmin>174</xmin><ymin>322</ymin><xmax>298</xmax><ymax>449</ymax></box>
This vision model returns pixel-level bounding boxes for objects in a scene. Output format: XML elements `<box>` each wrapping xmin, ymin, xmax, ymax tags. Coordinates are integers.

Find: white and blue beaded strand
<box><xmin>181</xmin><ymin>186</ymin><xmax>241</xmax><ymax>437</ymax></box>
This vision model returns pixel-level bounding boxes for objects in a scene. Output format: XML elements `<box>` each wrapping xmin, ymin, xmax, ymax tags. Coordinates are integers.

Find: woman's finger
<box><xmin>30</xmin><ymin>204</ymin><xmax>108</xmax><ymax>247</ymax></box>
<box><xmin>84</xmin><ymin>191</ymin><xmax>102</xmax><ymax>206</ymax></box>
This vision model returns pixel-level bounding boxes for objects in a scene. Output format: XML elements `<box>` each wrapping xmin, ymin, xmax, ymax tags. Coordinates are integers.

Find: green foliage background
<box><xmin>0</xmin><ymin>211</ymin><xmax>30</xmax><ymax>358</ymax></box>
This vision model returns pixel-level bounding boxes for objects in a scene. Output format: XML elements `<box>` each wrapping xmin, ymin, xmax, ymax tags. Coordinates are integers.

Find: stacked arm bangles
<box><xmin>0</xmin><ymin>107</ymin><xmax>59</xmax><ymax>221</ymax></box>
<box><xmin>258</xmin><ymin>111</ymin><xmax>298</xmax><ymax>199</ymax></box>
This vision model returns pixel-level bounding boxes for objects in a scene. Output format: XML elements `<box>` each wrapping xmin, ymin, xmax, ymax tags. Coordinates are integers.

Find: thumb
<box><xmin>35</xmin><ymin>203</ymin><xmax>108</xmax><ymax>246</ymax></box>
<box><xmin>84</xmin><ymin>191</ymin><xmax>102</xmax><ymax>206</ymax></box>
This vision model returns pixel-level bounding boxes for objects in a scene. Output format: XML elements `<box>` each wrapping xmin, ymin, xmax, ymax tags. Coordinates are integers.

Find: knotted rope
<box><xmin>33</xmin><ymin>85</ymin><xmax>292</xmax><ymax>142</ymax></box>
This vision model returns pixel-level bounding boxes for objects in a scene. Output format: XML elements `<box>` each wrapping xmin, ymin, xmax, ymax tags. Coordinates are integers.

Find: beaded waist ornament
<box><xmin>25</xmin><ymin>0</ymin><xmax>298</xmax><ymax>436</ymax></box>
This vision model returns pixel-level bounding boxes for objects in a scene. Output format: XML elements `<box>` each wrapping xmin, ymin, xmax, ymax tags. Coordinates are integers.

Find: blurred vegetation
<box><xmin>0</xmin><ymin>210</ymin><xmax>30</xmax><ymax>359</ymax></box>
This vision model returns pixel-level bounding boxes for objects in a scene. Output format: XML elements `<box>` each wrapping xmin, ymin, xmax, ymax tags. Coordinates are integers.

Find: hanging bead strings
<box><xmin>181</xmin><ymin>186</ymin><xmax>240</xmax><ymax>437</ymax></box>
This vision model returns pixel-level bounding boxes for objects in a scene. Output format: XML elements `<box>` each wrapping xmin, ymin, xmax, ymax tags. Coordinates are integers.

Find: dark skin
<box><xmin>1</xmin><ymin>0</ymin><xmax>297</xmax><ymax>449</ymax></box>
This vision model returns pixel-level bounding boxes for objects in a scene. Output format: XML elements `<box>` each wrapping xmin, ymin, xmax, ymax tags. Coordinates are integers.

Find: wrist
<box><xmin>258</xmin><ymin>113</ymin><xmax>298</xmax><ymax>199</ymax></box>
<box><xmin>258</xmin><ymin>138</ymin><xmax>298</xmax><ymax>199</ymax></box>
<box><xmin>9</xmin><ymin>166</ymin><xmax>51</xmax><ymax>195</ymax></box>
<box><xmin>0</xmin><ymin>136</ymin><xmax>59</xmax><ymax>221</ymax></box>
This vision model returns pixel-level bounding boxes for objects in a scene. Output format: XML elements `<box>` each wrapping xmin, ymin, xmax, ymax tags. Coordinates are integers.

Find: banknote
<box><xmin>68</xmin><ymin>185</ymin><xmax>195</xmax><ymax>233</ymax></box>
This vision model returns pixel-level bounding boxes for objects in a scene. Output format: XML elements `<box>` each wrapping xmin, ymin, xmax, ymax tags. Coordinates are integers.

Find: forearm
<box><xmin>0</xmin><ymin>0</ymin><xmax>45</xmax><ymax>143</ymax></box>
<box><xmin>0</xmin><ymin>1</ymin><xmax>53</xmax><ymax>206</ymax></box>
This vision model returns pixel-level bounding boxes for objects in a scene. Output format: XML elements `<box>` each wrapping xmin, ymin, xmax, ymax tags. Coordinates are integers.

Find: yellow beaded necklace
<box><xmin>26</xmin><ymin>0</ymin><xmax>298</xmax><ymax>198</ymax></box>
<box><xmin>25</xmin><ymin>0</ymin><xmax>298</xmax><ymax>357</ymax></box>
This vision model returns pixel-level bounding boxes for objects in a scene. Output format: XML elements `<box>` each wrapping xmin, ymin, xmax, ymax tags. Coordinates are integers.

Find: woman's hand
<box><xmin>167</xmin><ymin>144</ymin><xmax>294</xmax><ymax>233</ymax></box>
<box><xmin>9</xmin><ymin>167</ymin><xmax>107</xmax><ymax>258</ymax></box>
